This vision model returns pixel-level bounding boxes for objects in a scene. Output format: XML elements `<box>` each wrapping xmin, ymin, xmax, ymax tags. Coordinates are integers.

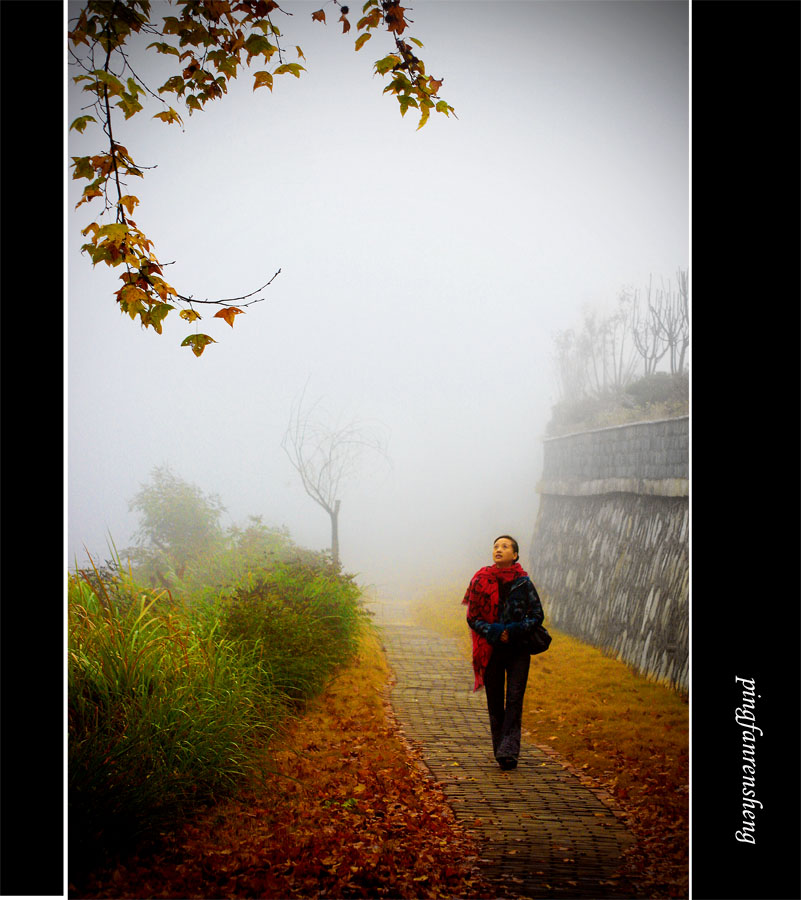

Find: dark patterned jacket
<box><xmin>467</xmin><ymin>576</ymin><xmax>544</xmax><ymax>648</ymax></box>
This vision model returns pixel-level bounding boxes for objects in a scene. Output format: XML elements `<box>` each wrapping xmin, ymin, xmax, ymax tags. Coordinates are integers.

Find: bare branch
<box><xmin>177</xmin><ymin>269</ymin><xmax>282</xmax><ymax>308</ymax></box>
<box><xmin>631</xmin><ymin>276</ymin><xmax>669</xmax><ymax>376</ymax></box>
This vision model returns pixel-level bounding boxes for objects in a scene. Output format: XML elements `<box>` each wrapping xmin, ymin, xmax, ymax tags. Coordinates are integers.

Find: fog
<box><xmin>66</xmin><ymin>0</ymin><xmax>689</xmax><ymax>602</ymax></box>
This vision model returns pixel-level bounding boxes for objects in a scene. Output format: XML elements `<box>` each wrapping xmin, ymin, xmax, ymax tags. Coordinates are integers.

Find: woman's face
<box><xmin>493</xmin><ymin>537</ymin><xmax>517</xmax><ymax>567</ymax></box>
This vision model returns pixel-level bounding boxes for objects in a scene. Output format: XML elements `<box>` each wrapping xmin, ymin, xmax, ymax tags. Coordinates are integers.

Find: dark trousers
<box><xmin>484</xmin><ymin>643</ymin><xmax>530</xmax><ymax>762</ymax></box>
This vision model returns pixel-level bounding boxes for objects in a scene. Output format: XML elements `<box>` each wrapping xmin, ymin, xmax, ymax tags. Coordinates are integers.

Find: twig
<box><xmin>176</xmin><ymin>269</ymin><xmax>282</xmax><ymax>307</ymax></box>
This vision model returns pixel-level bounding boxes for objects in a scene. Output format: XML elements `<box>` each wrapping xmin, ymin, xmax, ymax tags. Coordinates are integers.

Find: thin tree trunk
<box><xmin>330</xmin><ymin>499</ymin><xmax>341</xmax><ymax>568</ymax></box>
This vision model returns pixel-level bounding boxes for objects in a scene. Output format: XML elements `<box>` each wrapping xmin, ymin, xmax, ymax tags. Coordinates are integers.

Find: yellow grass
<box><xmin>410</xmin><ymin>582</ymin><xmax>689</xmax><ymax>898</ymax></box>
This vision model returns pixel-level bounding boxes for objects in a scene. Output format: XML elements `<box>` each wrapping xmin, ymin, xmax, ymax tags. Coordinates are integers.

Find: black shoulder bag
<box><xmin>526</xmin><ymin>622</ymin><xmax>552</xmax><ymax>655</ymax></box>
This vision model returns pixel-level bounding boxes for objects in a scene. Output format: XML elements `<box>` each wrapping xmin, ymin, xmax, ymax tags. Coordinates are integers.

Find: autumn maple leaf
<box><xmin>213</xmin><ymin>307</ymin><xmax>245</xmax><ymax>327</ymax></box>
<box><xmin>384</xmin><ymin>4</ymin><xmax>408</xmax><ymax>35</ymax></box>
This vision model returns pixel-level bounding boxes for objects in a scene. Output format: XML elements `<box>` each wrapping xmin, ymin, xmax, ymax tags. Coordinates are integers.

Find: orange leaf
<box><xmin>385</xmin><ymin>4</ymin><xmax>407</xmax><ymax>34</ymax></box>
<box><xmin>213</xmin><ymin>307</ymin><xmax>245</xmax><ymax>327</ymax></box>
<box><xmin>312</xmin><ymin>9</ymin><xmax>325</xmax><ymax>23</ymax></box>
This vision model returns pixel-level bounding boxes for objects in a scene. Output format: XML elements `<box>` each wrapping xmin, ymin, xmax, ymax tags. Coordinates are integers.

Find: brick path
<box><xmin>378</xmin><ymin>620</ymin><xmax>636</xmax><ymax>899</ymax></box>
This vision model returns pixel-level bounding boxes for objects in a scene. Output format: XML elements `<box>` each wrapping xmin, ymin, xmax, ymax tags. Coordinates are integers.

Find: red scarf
<box><xmin>462</xmin><ymin>562</ymin><xmax>527</xmax><ymax>691</ymax></box>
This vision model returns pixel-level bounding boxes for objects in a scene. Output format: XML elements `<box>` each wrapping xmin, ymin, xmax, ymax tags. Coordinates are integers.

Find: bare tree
<box><xmin>641</xmin><ymin>271</ymin><xmax>690</xmax><ymax>374</ymax></box>
<box><xmin>577</xmin><ymin>294</ymin><xmax>638</xmax><ymax>397</ymax></box>
<box><xmin>281</xmin><ymin>388</ymin><xmax>389</xmax><ymax>569</ymax></box>
<box><xmin>611</xmin><ymin>290</ymin><xmax>637</xmax><ymax>392</ymax></box>
<box><xmin>604</xmin><ymin>292</ymin><xmax>638</xmax><ymax>393</ymax></box>
<box><xmin>668</xmin><ymin>268</ymin><xmax>689</xmax><ymax>373</ymax></box>
<box><xmin>579</xmin><ymin>311</ymin><xmax>604</xmax><ymax>396</ymax></box>
<box><xmin>631</xmin><ymin>275</ymin><xmax>670</xmax><ymax>376</ymax></box>
<box><xmin>552</xmin><ymin>328</ymin><xmax>589</xmax><ymax>402</ymax></box>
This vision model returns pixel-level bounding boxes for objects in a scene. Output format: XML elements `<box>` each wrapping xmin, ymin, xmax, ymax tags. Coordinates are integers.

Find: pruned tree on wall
<box><xmin>549</xmin><ymin>270</ymin><xmax>689</xmax><ymax>434</ymax></box>
<box><xmin>281</xmin><ymin>389</ymin><xmax>388</xmax><ymax>569</ymax></box>
<box><xmin>675</xmin><ymin>267</ymin><xmax>689</xmax><ymax>373</ymax></box>
<box><xmin>552</xmin><ymin>328</ymin><xmax>588</xmax><ymax>404</ymax></box>
<box><xmin>553</xmin><ymin>293</ymin><xmax>637</xmax><ymax>404</ymax></box>
<box><xmin>652</xmin><ymin>268</ymin><xmax>689</xmax><ymax>374</ymax></box>
<box><xmin>581</xmin><ymin>293</ymin><xmax>638</xmax><ymax>397</ymax></box>
<box><xmin>631</xmin><ymin>269</ymin><xmax>690</xmax><ymax>376</ymax></box>
<box><xmin>631</xmin><ymin>275</ymin><xmax>669</xmax><ymax>376</ymax></box>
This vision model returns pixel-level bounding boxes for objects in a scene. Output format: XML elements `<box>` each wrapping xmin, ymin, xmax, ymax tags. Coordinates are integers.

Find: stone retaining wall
<box><xmin>529</xmin><ymin>417</ymin><xmax>689</xmax><ymax>692</ymax></box>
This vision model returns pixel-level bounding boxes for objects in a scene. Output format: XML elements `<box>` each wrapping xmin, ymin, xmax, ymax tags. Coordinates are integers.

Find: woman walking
<box><xmin>463</xmin><ymin>535</ymin><xmax>545</xmax><ymax>770</ymax></box>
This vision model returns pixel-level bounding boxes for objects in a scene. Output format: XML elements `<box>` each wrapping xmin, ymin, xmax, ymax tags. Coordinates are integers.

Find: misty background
<box><xmin>66</xmin><ymin>0</ymin><xmax>689</xmax><ymax>603</ymax></box>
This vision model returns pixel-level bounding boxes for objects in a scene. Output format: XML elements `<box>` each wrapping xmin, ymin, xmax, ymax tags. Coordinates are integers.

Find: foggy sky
<box><xmin>66</xmin><ymin>0</ymin><xmax>689</xmax><ymax>600</ymax></box>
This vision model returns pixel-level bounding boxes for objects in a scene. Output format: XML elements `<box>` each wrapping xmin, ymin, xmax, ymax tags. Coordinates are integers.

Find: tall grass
<box><xmin>68</xmin><ymin>548</ymin><xmax>366</xmax><ymax>881</ymax></box>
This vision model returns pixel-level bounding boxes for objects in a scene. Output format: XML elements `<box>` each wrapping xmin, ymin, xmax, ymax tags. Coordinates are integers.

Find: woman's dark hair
<box><xmin>493</xmin><ymin>534</ymin><xmax>519</xmax><ymax>560</ymax></box>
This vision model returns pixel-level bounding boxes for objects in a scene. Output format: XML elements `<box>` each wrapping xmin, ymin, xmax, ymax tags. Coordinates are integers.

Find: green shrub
<box><xmin>134</xmin><ymin>518</ymin><xmax>329</xmax><ymax>604</ymax></box>
<box><xmin>68</xmin><ymin>544</ymin><xmax>365</xmax><ymax>881</ymax></box>
<box><xmin>218</xmin><ymin>559</ymin><xmax>365</xmax><ymax>703</ymax></box>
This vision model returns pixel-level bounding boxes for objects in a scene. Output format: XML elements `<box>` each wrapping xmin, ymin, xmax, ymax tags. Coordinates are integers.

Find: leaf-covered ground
<box><xmin>73</xmin><ymin>596</ymin><xmax>688</xmax><ymax>900</ymax></box>
<box><xmin>522</xmin><ymin>642</ymin><xmax>688</xmax><ymax>900</ymax></box>
<box><xmin>72</xmin><ymin>628</ymin><xmax>495</xmax><ymax>899</ymax></box>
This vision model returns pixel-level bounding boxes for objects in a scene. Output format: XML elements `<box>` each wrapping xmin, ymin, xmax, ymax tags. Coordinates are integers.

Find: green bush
<box><xmin>218</xmin><ymin>560</ymin><xmax>365</xmax><ymax>702</ymax></box>
<box><xmin>68</xmin><ymin>544</ymin><xmax>365</xmax><ymax>881</ymax></box>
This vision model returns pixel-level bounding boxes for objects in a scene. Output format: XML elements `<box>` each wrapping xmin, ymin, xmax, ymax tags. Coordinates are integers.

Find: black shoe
<box><xmin>498</xmin><ymin>757</ymin><xmax>517</xmax><ymax>770</ymax></box>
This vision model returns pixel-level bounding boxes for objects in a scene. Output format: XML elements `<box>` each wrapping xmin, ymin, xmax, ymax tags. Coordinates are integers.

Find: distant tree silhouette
<box><xmin>281</xmin><ymin>388</ymin><xmax>388</xmax><ymax>569</ymax></box>
<box><xmin>127</xmin><ymin>464</ymin><xmax>225</xmax><ymax>581</ymax></box>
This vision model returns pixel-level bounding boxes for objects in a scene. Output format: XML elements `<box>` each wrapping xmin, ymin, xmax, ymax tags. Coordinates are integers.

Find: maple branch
<box><xmin>99</xmin><ymin>6</ymin><xmax>126</xmax><ymax>226</ymax></box>
<box><xmin>268</xmin><ymin>11</ymin><xmax>286</xmax><ymax>66</ymax></box>
<box><xmin>70</xmin><ymin>0</ymin><xmax>453</xmax><ymax>355</ymax></box>
<box><xmin>116</xmin><ymin>47</ymin><xmax>170</xmax><ymax>109</ymax></box>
